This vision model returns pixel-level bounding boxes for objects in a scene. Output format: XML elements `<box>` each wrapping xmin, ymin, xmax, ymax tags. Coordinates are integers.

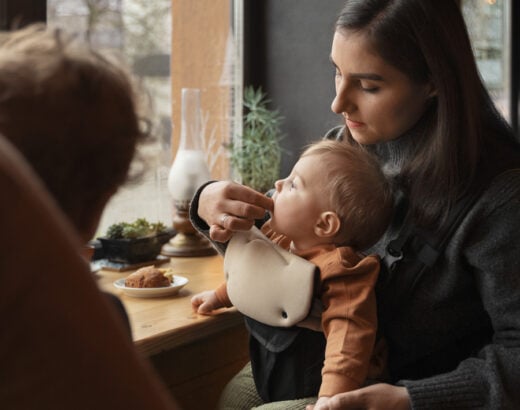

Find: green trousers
<box><xmin>218</xmin><ymin>362</ymin><xmax>317</xmax><ymax>410</ymax></box>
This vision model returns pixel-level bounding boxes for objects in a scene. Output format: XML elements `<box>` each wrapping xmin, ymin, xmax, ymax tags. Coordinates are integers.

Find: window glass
<box><xmin>48</xmin><ymin>0</ymin><xmax>172</xmax><ymax>235</ymax></box>
<box><xmin>47</xmin><ymin>0</ymin><xmax>172</xmax><ymax>236</ymax></box>
<box><xmin>47</xmin><ymin>0</ymin><xmax>241</xmax><ymax>237</ymax></box>
<box><xmin>462</xmin><ymin>0</ymin><xmax>511</xmax><ymax>121</ymax></box>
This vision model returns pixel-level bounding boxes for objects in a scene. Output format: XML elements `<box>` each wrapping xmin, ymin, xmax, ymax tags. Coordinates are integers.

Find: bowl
<box><xmin>98</xmin><ymin>231</ymin><xmax>173</xmax><ymax>263</ymax></box>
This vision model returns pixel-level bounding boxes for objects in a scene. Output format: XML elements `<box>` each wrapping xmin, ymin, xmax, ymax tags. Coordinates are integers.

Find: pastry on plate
<box><xmin>124</xmin><ymin>265</ymin><xmax>172</xmax><ymax>288</ymax></box>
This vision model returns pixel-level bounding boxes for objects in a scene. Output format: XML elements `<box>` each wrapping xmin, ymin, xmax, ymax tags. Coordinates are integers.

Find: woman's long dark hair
<box><xmin>336</xmin><ymin>0</ymin><xmax>517</xmax><ymax>228</ymax></box>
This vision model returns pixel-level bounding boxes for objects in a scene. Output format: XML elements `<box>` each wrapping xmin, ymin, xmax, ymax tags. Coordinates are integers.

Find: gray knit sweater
<box><xmin>359</xmin><ymin>130</ymin><xmax>520</xmax><ymax>410</ymax></box>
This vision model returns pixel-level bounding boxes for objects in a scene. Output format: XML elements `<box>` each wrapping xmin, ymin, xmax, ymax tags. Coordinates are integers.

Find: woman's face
<box><xmin>330</xmin><ymin>30</ymin><xmax>433</xmax><ymax>145</ymax></box>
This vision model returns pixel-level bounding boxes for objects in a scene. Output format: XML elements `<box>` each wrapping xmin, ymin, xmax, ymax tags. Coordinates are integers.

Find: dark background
<box><xmin>244</xmin><ymin>0</ymin><xmax>346</xmax><ymax>176</ymax></box>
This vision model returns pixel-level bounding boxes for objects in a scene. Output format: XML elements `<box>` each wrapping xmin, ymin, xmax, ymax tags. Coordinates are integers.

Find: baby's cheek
<box><xmin>269</xmin><ymin>208</ymin><xmax>283</xmax><ymax>230</ymax></box>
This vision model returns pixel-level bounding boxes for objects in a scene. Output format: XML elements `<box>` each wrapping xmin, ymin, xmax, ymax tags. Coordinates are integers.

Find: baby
<box><xmin>192</xmin><ymin>139</ymin><xmax>393</xmax><ymax>406</ymax></box>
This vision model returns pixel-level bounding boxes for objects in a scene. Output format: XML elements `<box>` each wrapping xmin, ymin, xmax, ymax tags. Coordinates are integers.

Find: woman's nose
<box><xmin>331</xmin><ymin>83</ymin><xmax>355</xmax><ymax>114</ymax></box>
<box><xmin>331</xmin><ymin>94</ymin><xmax>343</xmax><ymax>114</ymax></box>
<box><xmin>274</xmin><ymin>179</ymin><xmax>283</xmax><ymax>192</ymax></box>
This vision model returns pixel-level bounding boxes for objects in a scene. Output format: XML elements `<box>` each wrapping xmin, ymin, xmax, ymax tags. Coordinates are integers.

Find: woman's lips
<box><xmin>346</xmin><ymin>118</ymin><xmax>365</xmax><ymax>129</ymax></box>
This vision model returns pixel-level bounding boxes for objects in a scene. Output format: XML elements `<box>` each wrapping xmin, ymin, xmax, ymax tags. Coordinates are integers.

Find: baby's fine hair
<box><xmin>301</xmin><ymin>139</ymin><xmax>393</xmax><ymax>250</ymax></box>
<box><xmin>0</xmin><ymin>24</ymin><xmax>147</xmax><ymax>234</ymax></box>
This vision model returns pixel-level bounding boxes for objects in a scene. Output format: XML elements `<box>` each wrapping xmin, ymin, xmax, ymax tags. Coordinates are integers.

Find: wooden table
<box><xmin>97</xmin><ymin>255</ymin><xmax>249</xmax><ymax>410</ymax></box>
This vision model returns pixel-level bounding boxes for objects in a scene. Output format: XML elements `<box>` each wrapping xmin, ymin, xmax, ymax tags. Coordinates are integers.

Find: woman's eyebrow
<box><xmin>328</xmin><ymin>57</ymin><xmax>384</xmax><ymax>81</ymax></box>
<box><xmin>349</xmin><ymin>73</ymin><xmax>384</xmax><ymax>81</ymax></box>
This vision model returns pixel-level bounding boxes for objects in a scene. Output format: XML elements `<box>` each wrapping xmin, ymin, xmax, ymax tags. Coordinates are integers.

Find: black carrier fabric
<box><xmin>376</xmin><ymin>185</ymin><xmax>483</xmax><ymax>314</ymax></box>
<box><xmin>374</xmin><ymin>137</ymin><xmax>520</xmax><ymax>381</ymax></box>
<box><xmin>376</xmin><ymin>139</ymin><xmax>520</xmax><ymax>314</ymax></box>
<box><xmin>374</xmin><ymin>188</ymin><xmax>495</xmax><ymax>380</ymax></box>
<box><xmin>245</xmin><ymin>317</ymin><xmax>326</xmax><ymax>402</ymax></box>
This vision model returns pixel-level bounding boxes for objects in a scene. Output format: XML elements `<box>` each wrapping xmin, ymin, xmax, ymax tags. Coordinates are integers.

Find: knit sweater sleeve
<box><xmin>188</xmin><ymin>180</ymin><xmax>228</xmax><ymax>255</ymax></box>
<box><xmin>401</xmin><ymin>169</ymin><xmax>520</xmax><ymax>409</ymax></box>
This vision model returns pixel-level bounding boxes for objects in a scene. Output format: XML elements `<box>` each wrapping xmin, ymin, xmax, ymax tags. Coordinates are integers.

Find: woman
<box><xmin>191</xmin><ymin>0</ymin><xmax>520</xmax><ymax>409</ymax></box>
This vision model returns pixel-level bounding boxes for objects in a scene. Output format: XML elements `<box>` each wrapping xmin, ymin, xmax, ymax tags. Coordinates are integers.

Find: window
<box><xmin>462</xmin><ymin>0</ymin><xmax>512</xmax><ymax>121</ymax></box>
<box><xmin>46</xmin><ymin>0</ymin><xmax>171</xmax><ymax>236</ymax></box>
<box><xmin>45</xmin><ymin>0</ymin><xmax>242</xmax><ymax>236</ymax></box>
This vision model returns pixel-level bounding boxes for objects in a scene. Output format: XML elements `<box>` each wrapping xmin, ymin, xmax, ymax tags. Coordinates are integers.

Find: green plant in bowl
<box><xmin>105</xmin><ymin>218</ymin><xmax>168</xmax><ymax>239</ymax></box>
<box><xmin>99</xmin><ymin>218</ymin><xmax>172</xmax><ymax>263</ymax></box>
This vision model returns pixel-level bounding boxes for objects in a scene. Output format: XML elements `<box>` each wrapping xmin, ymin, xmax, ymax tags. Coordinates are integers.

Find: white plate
<box><xmin>113</xmin><ymin>275</ymin><xmax>189</xmax><ymax>298</ymax></box>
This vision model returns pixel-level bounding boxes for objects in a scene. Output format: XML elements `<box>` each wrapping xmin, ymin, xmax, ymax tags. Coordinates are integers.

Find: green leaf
<box><xmin>228</xmin><ymin>86</ymin><xmax>284</xmax><ymax>192</ymax></box>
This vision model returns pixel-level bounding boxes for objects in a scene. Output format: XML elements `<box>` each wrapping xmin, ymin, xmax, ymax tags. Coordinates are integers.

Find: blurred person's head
<box><xmin>0</xmin><ymin>24</ymin><xmax>148</xmax><ymax>241</ymax></box>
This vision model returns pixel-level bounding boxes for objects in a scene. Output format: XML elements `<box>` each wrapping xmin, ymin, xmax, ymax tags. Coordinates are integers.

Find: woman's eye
<box><xmin>360</xmin><ymin>82</ymin><xmax>379</xmax><ymax>93</ymax></box>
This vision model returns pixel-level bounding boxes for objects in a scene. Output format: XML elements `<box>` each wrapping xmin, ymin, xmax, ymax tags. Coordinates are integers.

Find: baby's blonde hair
<box><xmin>301</xmin><ymin>139</ymin><xmax>393</xmax><ymax>250</ymax></box>
<box><xmin>0</xmin><ymin>25</ymin><xmax>147</xmax><ymax>235</ymax></box>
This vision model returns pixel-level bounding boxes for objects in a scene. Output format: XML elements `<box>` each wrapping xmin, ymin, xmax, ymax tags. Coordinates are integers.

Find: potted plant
<box><xmin>98</xmin><ymin>218</ymin><xmax>174</xmax><ymax>263</ymax></box>
<box><xmin>227</xmin><ymin>86</ymin><xmax>284</xmax><ymax>193</ymax></box>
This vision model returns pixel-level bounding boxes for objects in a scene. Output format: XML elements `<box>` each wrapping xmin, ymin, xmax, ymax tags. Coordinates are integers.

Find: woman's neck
<box><xmin>367</xmin><ymin>115</ymin><xmax>429</xmax><ymax>178</ymax></box>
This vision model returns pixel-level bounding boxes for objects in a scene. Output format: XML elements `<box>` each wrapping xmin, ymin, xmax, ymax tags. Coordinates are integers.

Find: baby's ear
<box><xmin>314</xmin><ymin>211</ymin><xmax>341</xmax><ymax>239</ymax></box>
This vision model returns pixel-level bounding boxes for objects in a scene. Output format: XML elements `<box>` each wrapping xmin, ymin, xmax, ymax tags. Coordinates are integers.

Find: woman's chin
<box><xmin>350</xmin><ymin>130</ymin><xmax>374</xmax><ymax>145</ymax></box>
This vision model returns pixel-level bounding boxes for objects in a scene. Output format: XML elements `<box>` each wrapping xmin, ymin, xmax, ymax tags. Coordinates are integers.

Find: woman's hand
<box><xmin>306</xmin><ymin>384</ymin><xmax>411</xmax><ymax>410</ymax></box>
<box><xmin>198</xmin><ymin>181</ymin><xmax>274</xmax><ymax>242</ymax></box>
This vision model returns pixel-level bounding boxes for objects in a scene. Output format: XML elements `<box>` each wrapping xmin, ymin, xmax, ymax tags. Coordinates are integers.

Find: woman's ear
<box><xmin>314</xmin><ymin>211</ymin><xmax>341</xmax><ymax>239</ymax></box>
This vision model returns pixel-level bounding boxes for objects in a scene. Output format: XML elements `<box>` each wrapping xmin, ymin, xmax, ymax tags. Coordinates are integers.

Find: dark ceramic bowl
<box><xmin>98</xmin><ymin>231</ymin><xmax>173</xmax><ymax>263</ymax></box>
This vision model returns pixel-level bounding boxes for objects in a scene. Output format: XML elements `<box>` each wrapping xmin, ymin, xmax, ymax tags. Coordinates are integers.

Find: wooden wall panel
<box><xmin>150</xmin><ymin>323</ymin><xmax>249</xmax><ymax>410</ymax></box>
<box><xmin>171</xmin><ymin>0</ymin><xmax>233</xmax><ymax>180</ymax></box>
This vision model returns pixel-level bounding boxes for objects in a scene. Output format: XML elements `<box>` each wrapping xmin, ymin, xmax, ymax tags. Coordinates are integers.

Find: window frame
<box><xmin>511</xmin><ymin>0</ymin><xmax>519</xmax><ymax>133</ymax></box>
<box><xmin>0</xmin><ymin>0</ymin><xmax>46</xmax><ymax>29</ymax></box>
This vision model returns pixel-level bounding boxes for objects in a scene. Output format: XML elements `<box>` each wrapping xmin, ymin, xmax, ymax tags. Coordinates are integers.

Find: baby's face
<box><xmin>270</xmin><ymin>154</ymin><xmax>329</xmax><ymax>242</ymax></box>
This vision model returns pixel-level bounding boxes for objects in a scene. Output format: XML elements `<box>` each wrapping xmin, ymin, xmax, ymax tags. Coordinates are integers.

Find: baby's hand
<box><xmin>191</xmin><ymin>290</ymin><xmax>223</xmax><ymax>314</ymax></box>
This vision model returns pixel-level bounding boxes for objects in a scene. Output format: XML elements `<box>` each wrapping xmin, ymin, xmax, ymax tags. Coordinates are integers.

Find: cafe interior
<box><xmin>1</xmin><ymin>1</ymin><xmax>519</xmax><ymax>409</ymax></box>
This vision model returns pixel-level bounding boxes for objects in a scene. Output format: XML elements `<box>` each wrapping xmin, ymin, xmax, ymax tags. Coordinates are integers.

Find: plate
<box><xmin>113</xmin><ymin>275</ymin><xmax>189</xmax><ymax>298</ymax></box>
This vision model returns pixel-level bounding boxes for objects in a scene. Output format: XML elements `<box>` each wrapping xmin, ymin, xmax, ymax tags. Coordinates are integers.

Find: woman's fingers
<box><xmin>221</xmin><ymin>182</ymin><xmax>274</xmax><ymax>219</ymax></box>
<box><xmin>227</xmin><ymin>182</ymin><xmax>274</xmax><ymax>214</ymax></box>
<box><xmin>219</xmin><ymin>212</ymin><xmax>256</xmax><ymax>230</ymax></box>
<box><xmin>199</xmin><ymin>181</ymin><xmax>273</xmax><ymax>227</ymax></box>
<box><xmin>306</xmin><ymin>384</ymin><xmax>410</xmax><ymax>410</ymax></box>
<box><xmin>210</xmin><ymin>210</ymin><xmax>258</xmax><ymax>243</ymax></box>
<box><xmin>209</xmin><ymin>224</ymin><xmax>234</xmax><ymax>242</ymax></box>
<box><xmin>199</xmin><ymin>180</ymin><xmax>274</xmax><ymax>242</ymax></box>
